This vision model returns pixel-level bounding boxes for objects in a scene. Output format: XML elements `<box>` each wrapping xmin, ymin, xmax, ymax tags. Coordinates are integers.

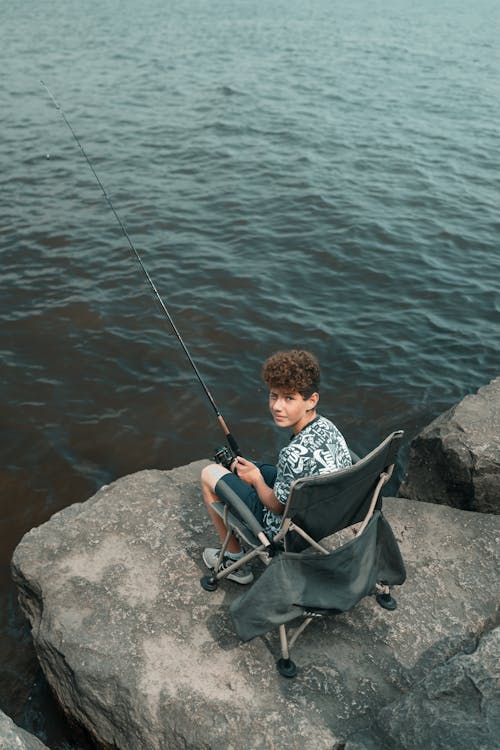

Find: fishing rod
<box><xmin>41</xmin><ymin>80</ymin><xmax>241</xmax><ymax>459</ymax></box>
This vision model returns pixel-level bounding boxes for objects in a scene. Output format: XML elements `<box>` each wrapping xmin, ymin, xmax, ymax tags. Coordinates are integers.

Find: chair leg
<box><xmin>276</xmin><ymin>624</ymin><xmax>298</xmax><ymax>678</ymax></box>
<box><xmin>376</xmin><ymin>582</ymin><xmax>398</xmax><ymax>611</ymax></box>
<box><xmin>200</xmin><ymin>573</ymin><xmax>218</xmax><ymax>591</ymax></box>
<box><xmin>200</xmin><ymin>528</ymin><xmax>233</xmax><ymax>591</ymax></box>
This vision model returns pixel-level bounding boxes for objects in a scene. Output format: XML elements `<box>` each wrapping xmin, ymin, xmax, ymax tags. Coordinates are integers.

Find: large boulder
<box><xmin>399</xmin><ymin>377</ymin><xmax>500</xmax><ymax>513</ymax></box>
<box><xmin>11</xmin><ymin>461</ymin><xmax>500</xmax><ymax>750</ymax></box>
<box><xmin>0</xmin><ymin>709</ymin><xmax>50</xmax><ymax>750</ymax></box>
<box><xmin>375</xmin><ymin>626</ymin><xmax>500</xmax><ymax>750</ymax></box>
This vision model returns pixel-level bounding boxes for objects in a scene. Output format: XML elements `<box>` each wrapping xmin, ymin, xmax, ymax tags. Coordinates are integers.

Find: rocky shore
<box><xmin>400</xmin><ymin>376</ymin><xmax>500</xmax><ymax>513</ymax></box>
<box><xmin>6</xmin><ymin>379</ymin><xmax>500</xmax><ymax>750</ymax></box>
<box><xmin>0</xmin><ymin>709</ymin><xmax>50</xmax><ymax>750</ymax></box>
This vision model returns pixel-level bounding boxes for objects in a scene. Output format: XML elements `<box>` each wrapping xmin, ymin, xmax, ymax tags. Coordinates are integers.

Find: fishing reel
<box><xmin>213</xmin><ymin>445</ymin><xmax>236</xmax><ymax>470</ymax></box>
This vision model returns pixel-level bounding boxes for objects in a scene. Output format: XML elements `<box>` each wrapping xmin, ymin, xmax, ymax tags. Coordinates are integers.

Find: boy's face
<box><xmin>268</xmin><ymin>388</ymin><xmax>319</xmax><ymax>434</ymax></box>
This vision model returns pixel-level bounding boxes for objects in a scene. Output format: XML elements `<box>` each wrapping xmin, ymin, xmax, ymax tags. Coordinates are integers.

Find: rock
<box><xmin>345</xmin><ymin>627</ymin><xmax>500</xmax><ymax>750</ymax></box>
<box><xmin>376</xmin><ymin>626</ymin><xmax>500</xmax><ymax>750</ymax></box>
<box><xmin>399</xmin><ymin>377</ymin><xmax>500</xmax><ymax>513</ymax></box>
<box><xmin>11</xmin><ymin>461</ymin><xmax>500</xmax><ymax>750</ymax></box>
<box><xmin>0</xmin><ymin>709</ymin><xmax>51</xmax><ymax>750</ymax></box>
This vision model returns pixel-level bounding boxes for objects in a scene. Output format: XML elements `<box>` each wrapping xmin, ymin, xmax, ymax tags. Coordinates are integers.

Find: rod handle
<box><xmin>226</xmin><ymin>432</ymin><xmax>241</xmax><ymax>456</ymax></box>
<box><xmin>218</xmin><ymin>415</ymin><xmax>241</xmax><ymax>455</ymax></box>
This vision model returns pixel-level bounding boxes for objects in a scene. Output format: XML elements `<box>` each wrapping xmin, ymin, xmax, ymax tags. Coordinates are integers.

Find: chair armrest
<box><xmin>216</xmin><ymin>482</ymin><xmax>270</xmax><ymax>544</ymax></box>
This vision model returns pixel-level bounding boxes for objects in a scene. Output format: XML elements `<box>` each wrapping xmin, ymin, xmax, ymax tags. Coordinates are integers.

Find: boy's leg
<box><xmin>201</xmin><ymin>463</ymin><xmax>242</xmax><ymax>554</ymax></box>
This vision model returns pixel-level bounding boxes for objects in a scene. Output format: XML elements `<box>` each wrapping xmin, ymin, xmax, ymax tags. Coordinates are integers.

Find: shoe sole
<box><xmin>202</xmin><ymin>550</ymin><xmax>253</xmax><ymax>585</ymax></box>
<box><xmin>226</xmin><ymin>570</ymin><xmax>254</xmax><ymax>585</ymax></box>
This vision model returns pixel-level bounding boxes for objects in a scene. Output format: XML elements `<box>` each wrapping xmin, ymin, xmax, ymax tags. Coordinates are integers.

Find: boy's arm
<box><xmin>234</xmin><ymin>457</ymin><xmax>284</xmax><ymax>515</ymax></box>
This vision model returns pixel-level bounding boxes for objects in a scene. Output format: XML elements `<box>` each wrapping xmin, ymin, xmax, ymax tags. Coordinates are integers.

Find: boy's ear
<box><xmin>307</xmin><ymin>392</ymin><xmax>319</xmax><ymax>410</ymax></box>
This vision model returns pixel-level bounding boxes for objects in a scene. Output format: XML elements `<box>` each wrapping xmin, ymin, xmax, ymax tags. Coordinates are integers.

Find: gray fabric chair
<box><xmin>200</xmin><ymin>430</ymin><xmax>406</xmax><ymax>677</ymax></box>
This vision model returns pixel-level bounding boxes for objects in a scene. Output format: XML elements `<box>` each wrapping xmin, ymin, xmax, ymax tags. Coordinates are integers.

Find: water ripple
<box><xmin>1</xmin><ymin>0</ymin><xmax>500</xmax><ymax>744</ymax></box>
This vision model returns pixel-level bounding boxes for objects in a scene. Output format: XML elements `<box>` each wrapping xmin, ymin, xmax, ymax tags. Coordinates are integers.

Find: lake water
<box><xmin>1</xmin><ymin>0</ymin><xmax>499</xmax><ymax>746</ymax></box>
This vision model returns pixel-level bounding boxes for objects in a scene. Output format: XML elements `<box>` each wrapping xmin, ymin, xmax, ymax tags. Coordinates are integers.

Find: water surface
<box><xmin>1</xmin><ymin>1</ymin><xmax>499</xmax><ymax>746</ymax></box>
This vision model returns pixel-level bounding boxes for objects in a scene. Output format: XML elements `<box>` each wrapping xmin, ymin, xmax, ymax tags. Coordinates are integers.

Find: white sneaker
<box><xmin>202</xmin><ymin>548</ymin><xmax>254</xmax><ymax>585</ymax></box>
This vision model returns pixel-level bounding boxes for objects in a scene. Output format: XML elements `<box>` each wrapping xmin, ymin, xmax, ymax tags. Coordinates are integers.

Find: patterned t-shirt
<box><xmin>262</xmin><ymin>415</ymin><xmax>352</xmax><ymax>536</ymax></box>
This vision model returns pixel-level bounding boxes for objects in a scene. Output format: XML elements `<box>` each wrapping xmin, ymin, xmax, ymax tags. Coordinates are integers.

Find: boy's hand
<box><xmin>233</xmin><ymin>456</ymin><xmax>261</xmax><ymax>486</ymax></box>
<box><xmin>234</xmin><ymin>456</ymin><xmax>283</xmax><ymax>514</ymax></box>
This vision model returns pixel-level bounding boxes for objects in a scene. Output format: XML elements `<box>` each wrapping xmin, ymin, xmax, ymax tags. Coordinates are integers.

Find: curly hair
<box><xmin>262</xmin><ymin>350</ymin><xmax>320</xmax><ymax>398</ymax></box>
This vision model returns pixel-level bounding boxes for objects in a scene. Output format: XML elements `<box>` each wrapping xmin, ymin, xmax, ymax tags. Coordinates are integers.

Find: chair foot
<box><xmin>200</xmin><ymin>575</ymin><xmax>218</xmax><ymax>591</ymax></box>
<box><xmin>376</xmin><ymin>591</ymin><xmax>397</xmax><ymax>611</ymax></box>
<box><xmin>276</xmin><ymin>658</ymin><xmax>298</xmax><ymax>678</ymax></box>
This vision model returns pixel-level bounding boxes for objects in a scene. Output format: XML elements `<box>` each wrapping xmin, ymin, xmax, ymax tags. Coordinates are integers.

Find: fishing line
<box><xmin>41</xmin><ymin>80</ymin><xmax>240</xmax><ymax>456</ymax></box>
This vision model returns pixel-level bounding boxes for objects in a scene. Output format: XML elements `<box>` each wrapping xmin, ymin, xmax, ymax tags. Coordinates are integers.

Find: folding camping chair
<box><xmin>200</xmin><ymin>430</ymin><xmax>406</xmax><ymax>677</ymax></box>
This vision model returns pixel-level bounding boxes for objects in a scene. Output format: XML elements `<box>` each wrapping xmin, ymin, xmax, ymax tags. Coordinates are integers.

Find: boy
<box><xmin>201</xmin><ymin>349</ymin><xmax>352</xmax><ymax>583</ymax></box>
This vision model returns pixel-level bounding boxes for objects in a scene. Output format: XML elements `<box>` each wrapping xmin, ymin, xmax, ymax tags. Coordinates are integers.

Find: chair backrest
<box><xmin>281</xmin><ymin>431</ymin><xmax>404</xmax><ymax>552</ymax></box>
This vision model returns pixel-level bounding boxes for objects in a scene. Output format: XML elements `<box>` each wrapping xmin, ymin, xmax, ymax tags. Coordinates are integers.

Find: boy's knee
<box><xmin>201</xmin><ymin>463</ymin><xmax>229</xmax><ymax>492</ymax></box>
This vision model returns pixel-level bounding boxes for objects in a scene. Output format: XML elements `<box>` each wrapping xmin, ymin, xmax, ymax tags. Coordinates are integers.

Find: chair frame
<box><xmin>273</xmin><ymin>459</ymin><xmax>397</xmax><ymax>677</ymax></box>
<box><xmin>200</xmin><ymin>430</ymin><xmax>404</xmax><ymax>677</ymax></box>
